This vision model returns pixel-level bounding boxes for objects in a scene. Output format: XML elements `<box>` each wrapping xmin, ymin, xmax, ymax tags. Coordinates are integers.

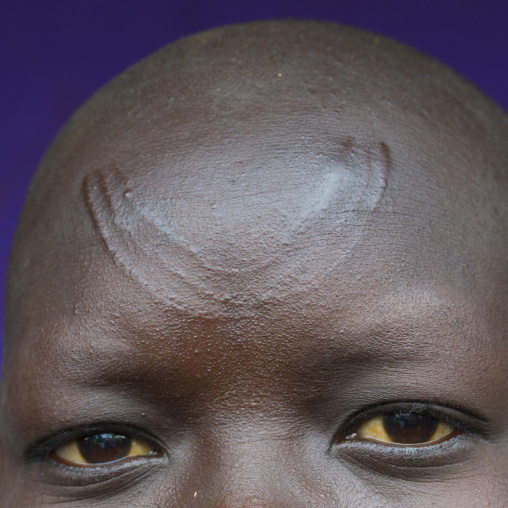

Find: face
<box><xmin>1</xmin><ymin>21</ymin><xmax>508</xmax><ymax>507</ymax></box>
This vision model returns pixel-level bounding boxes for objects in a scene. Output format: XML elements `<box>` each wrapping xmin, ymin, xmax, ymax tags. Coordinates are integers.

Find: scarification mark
<box><xmin>82</xmin><ymin>165</ymin><xmax>206</xmax><ymax>314</ymax></box>
<box><xmin>82</xmin><ymin>139</ymin><xmax>392</xmax><ymax>317</ymax></box>
<box><xmin>379</xmin><ymin>142</ymin><xmax>392</xmax><ymax>192</ymax></box>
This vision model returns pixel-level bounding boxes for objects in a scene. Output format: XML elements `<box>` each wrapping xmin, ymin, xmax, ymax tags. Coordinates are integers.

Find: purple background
<box><xmin>1</xmin><ymin>0</ymin><xmax>507</xmax><ymax>371</ymax></box>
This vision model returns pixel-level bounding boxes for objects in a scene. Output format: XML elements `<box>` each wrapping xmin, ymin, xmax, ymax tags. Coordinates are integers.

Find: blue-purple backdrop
<box><xmin>1</xmin><ymin>0</ymin><xmax>507</xmax><ymax>371</ymax></box>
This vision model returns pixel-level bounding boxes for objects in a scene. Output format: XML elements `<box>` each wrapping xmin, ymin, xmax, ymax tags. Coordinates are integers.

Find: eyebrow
<box><xmin>34</xmin><ymin>290</ymin><xmax>493</xmax><ymax>396</ymax></box>
<box><xmin>9</xmin><ymin>289</ymin><xmax>502</xmax><ymax>445</ymax></box>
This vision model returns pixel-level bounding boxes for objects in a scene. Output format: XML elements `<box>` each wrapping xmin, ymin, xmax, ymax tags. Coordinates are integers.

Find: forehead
<box><xmin>5</xmin><ymin>22</ymin><xmax>508</xmax><ymax>383</ymax></box>
<box><xmin>14</xmin><ymin>104</ymin><xmax>508</xmax><ymax>319</ymax></box>
<box><xmin>8</xmin><ymin>123</ymin><xmax>508</xmax><ymax>378</ymax></box>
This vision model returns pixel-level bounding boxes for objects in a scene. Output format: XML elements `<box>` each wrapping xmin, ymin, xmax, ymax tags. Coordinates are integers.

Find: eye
<box><xmin>51</xmin><ymin>433</ymin><xmax>160</xmax><ymax>466</ymax></box>
<box><xmin>350</xmin><ymin>411</ymin><xmax>457</xmax><ymax>446</ymax></box>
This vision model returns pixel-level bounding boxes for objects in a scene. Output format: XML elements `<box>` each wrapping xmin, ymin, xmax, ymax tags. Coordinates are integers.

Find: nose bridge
<box><xmin>193</xmin><ymin>422</ymin><xmax>302</xmax><ymax>508</ymax></box>
<box><xmin>217</xmin><ymin>431</ymin><xmax>285</xmax><ymax>506</ymax></box>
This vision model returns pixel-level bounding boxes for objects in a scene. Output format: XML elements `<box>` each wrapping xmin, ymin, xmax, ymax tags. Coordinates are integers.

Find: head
<box><xmin>1</xmin><ymin>20</ymin><xmax>507</xmax><ymax>506</ymax></box>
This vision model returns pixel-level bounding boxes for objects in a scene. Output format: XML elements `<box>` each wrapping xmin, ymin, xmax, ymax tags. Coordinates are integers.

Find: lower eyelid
<box><xmin>335</xmin><ymin>432</ymin><xmax>477</xmax><ymax>479</ymax></box>
<box><xmin>31</xmin><ymin>454</ymin><xmax>168</xmax><ymax>493</ymax></box>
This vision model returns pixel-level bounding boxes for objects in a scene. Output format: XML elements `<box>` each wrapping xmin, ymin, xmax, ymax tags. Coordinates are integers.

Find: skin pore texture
<box><xmin>1</xmin><ymin>19</ymin><xmax>508</xmax><ymax>506</ymax></box>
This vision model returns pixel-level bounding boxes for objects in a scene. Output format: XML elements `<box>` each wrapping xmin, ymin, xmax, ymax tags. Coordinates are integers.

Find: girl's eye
<box><xmin>51</xmin><ymin>433</ymin><xmax>160</xmax><ymax>466</ymax></box>
<box><xmin>352</xmin><ymin>412</ymin><xmax>456</xmax><ymax>446</ymax></box>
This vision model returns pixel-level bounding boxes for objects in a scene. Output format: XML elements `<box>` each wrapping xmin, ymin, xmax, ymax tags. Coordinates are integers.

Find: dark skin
<box><xmin>1</xmin><ymin>20</ymin><xmax>508</xmax><ymax>506</ymax></box>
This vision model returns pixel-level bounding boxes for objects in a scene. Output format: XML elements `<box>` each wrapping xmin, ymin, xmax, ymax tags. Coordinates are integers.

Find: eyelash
<box><xmin>25</xmin><ymin>423</ymin><xmax>163</xmax><ymax>464</ymax></box>
<box><xmin>333</xmin><ymin>401</ymin><xmax>482</xmax><ymax>447</ymax></box>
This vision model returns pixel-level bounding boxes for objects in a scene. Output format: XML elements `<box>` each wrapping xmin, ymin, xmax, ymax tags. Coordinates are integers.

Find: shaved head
<box><xmin>1</xmin><ymin>21</ymin><xmax>508</xmax><ymax>506</ymax></box>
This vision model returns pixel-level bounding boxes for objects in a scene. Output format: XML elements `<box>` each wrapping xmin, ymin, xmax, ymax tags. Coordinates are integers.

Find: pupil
<box><xmin>383</xmin><ymin>413</ymin><xmax>438</xmax><ymax>444</ymax></box>
<box><xmin>77</xmin><ymin>433</ymin><xmax>131</xmax><ymax>464</ymax></box>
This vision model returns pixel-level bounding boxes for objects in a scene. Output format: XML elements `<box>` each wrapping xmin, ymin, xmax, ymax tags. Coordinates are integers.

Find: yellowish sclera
<box><xmin>129</xmin><ymin>438</ymin><xmax>154</xmax><ymax>456</ymax></box>
<box><xmin>53</xmin><ymin>436</ymin><xmax>157</xmax><ymax>466</ymax></box>
<box><xmin>356</xmin><ymin>415</ymin><xmax>455</xmax><ymax>445</ymax></box>
<box><xmin>54</xmin><ymin>440</ymin><xmax>85</xmax><ymax>464</ymax></box>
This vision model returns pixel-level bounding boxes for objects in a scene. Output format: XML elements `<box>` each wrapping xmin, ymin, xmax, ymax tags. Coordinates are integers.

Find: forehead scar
<box><xmin>82</xmin><ymin>139</ymin><xmax>391</xmax><ymax>317</ymax></box>
<box><xmin>82</xmin><ymin>166</ymin><xmax>203</xmax><ymax>314</ymax></box>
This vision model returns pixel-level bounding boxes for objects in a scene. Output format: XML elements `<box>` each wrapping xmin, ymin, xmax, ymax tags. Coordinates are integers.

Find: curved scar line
<box><xmin>81</xmin><ymin>140</ymin><xmax>392</xmax><ymax>314</ymax></box>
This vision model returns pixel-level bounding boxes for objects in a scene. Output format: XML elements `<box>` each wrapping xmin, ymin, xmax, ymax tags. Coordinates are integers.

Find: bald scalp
<box><xmin>25</xmin><ymin>20</ymin><xmax>508</xmax><ymax>192</ymax></box>
<box><xmin>6</xmin><ymin>20</ymin><xmax>508</xmax><ymax>342</ymax></box>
